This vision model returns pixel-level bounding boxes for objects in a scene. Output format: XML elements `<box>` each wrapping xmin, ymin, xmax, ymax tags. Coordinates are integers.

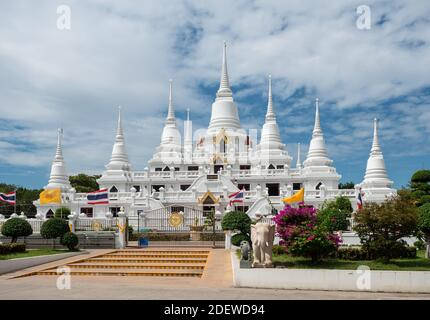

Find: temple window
<box><xmin>266</xmin><ymin>183</ymin><xmax>280</xmax><ymax>196</ymax></box>
<box><xmin>110</xmin><ymin>186</ymin><xmax>118</xmax><ymax>193</ymax></box>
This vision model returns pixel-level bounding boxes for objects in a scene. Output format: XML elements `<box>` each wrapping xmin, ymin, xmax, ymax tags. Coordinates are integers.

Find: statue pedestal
<box><xmin>190</xmin><ymin>226</ymin><xmax>204</xmax><ymax>241</ymax></box>
<box><xmin>240</xmin><ymin>259</ymin><xmax>252</xmax><ymax>269</ymax></box>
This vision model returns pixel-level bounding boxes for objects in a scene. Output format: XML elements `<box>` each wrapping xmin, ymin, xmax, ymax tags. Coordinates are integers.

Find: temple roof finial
<box><xmin>265</xmin><ymin>75</ymin><xmax>276</xmax><ymax>121</ymax></box>
<box><xmin>313</xmin><ymin>98</ymin><xmax>322</xmax><ymax>135</ymax></box>
<box><xmin>166</xmin><ymin>79</ymin><xmax>176</xmax><ymax>124</ymax></box>
<box><xmin>216</xmin><ymin>41</ymin><xmax>233</xmax><ymax>100</ymax></box>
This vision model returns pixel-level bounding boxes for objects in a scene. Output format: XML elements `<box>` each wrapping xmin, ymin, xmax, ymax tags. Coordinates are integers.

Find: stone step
<box><xmin>65</xmin><ymin>263</ymin><xmax>206</xmax><ymax>270</ymax></box>
<box><xmin>83</xmin><ymin>257</ymin><xmax>208</xmax><ymax>264</ymax></box>
<box><xmin>104</xmin><ymin>253</ymin><xmax>209</xmax><ymax>258</ymax></box>
<box><xmin>119</xmin><ymin>250</ymin><xmax>210</xmax><ymax>254</ymax></box>
<box><xmin>35</xmin><ymin>268</ymin><xmax>203</xmax><ymax>277</ymax></box>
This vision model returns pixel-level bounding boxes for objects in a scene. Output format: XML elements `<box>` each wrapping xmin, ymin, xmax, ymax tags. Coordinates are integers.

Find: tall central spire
<box><xmin>208</xmin><ymin>42</ymin><xmax>241</xmax><ymax>131</ymax></box>
<box><xmin>216</xmin><ymin>41</ymin><xmax>233</xmax><ymax>100</ymax></box>
<box><xmin>166</xmin><ymin>79</ymin><xmax>176</xmax><ymax>124</ymax></box>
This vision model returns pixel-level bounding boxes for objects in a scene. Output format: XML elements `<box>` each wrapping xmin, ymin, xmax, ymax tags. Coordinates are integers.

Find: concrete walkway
<box><xmin>1</xmin><ymin>248</ymin><xmax>430</xmax><ymax>299</ymax></box>
<box><xmin>0</xmin><ymin>251</ymin><xmax>87</xmax><ymax>275</ymax></box>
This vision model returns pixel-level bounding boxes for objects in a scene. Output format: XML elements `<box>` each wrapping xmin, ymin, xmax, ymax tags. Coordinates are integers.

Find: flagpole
<box><xmin>14</xmin><ymin>189</ymin><xmax>17</xmax><ymax>214</ymax></box>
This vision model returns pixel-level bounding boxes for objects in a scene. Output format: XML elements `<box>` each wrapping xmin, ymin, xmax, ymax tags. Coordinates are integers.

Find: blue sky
<box><xmin>0</xmin><ymin>0</ymin><xmax>429</xmax><ymax>189</ymax></box>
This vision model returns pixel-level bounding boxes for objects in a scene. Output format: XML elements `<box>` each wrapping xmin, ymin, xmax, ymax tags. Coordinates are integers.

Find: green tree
<box><xmin>317</xmin><ymin>196</ymin><xmax>352</xmax><ymax>232</ymax></box>
<box><xmin>61</xmin><ymin>232</ymin><xmax>79</xmax><ymax>251</ymax></box>
<box><xmin>418</xmin><ymin>203</ymin><xmax>430</xmax><ymax>259</ymax></box>
<box><xmin>54</xmin><ymin>207</ymin><xmax>71</xmax><ymax>219</ymax></box>
<box><xmin>221</xmin><ymin>211</ymin><xmax>252</xmax><ymax>244</ymax></box>
<box><xmin>338</xmin><ymin>181</ymin><xmax>355</xmax><ymax>189</ymax></box>
<box><xmin>1</xmin><ymin>218</ymin><xmax>33</xmax><ymax>243</ymax></box>
<box><xmin>0</xmin><ymin>183</ymin><xmax>42</xmax><ymax>217</ymax></box>
<box><xmin>40</xmin><ymin>218</ymin><xmax>69</xmax><ymax>248</ymax></box>
<box><xmin>354</xmin><ymin>195</ymin><xmax>418</xmax><ymax>263</ymax></box>
<box><xmin>69</xmin><ymin>174</ymin><xmax>100</xmax><ymax>193</ymax></box>
<box><xmin>410</xmin><ymin>169</ymin><xmax>430</xmax><ymax>206</ymax></box>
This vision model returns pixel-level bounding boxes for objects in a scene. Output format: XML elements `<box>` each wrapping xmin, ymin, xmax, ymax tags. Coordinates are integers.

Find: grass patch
<box><xmin>0</xmin><ymin>249</ymin><xmax>70</xmax><ymax>260</ymax></box>
<box><xmin>272</xmin><ymin>250</ymin><xmax>430</xmax><ymax>271</ymax></box>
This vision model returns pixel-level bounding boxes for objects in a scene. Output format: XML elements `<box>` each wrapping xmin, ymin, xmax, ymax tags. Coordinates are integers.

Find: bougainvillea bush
<box><xmin>273</xmin><ymin>205</ymin><xmax>341</xmax><ymax>262</ymax></box>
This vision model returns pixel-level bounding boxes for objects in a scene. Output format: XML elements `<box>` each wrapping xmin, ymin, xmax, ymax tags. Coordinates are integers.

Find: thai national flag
<box><xmin>357</xmin><ymin>190</ymin><xmax>363</xmax><ymax>210</ymax></box>
<box><xmin>229</xmin><ymin>189</ymin><xmax>245</xmax><ymax>205</ymax></box>
<box><xmin>87</xmin><ymin>189</ymin><xmax>109</xmax><ymax>205</ymax></box>
<box><xmin>0</xmin><ymin>192</ymin><xmax>16</xmax><ymax>205</ymax></box>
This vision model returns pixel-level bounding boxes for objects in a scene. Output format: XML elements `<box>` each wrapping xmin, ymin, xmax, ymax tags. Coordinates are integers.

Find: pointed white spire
<box><xmin>208</xmin><ymin>42</ymin><xmax>241</xmax><ymax>131</ymax></box>
<box><xmin>255</xmin><ymin>76</ymin><xmax>292</xmax><ymax>167</ymax></box>
<box><xmin>361</xmin><ymin>118</ymin><xmax>392</xmax><ymax>189</ymax></box>
<box><xmin>166</xmin><ymin>79</ymin><xmax>176</xmax><ymax>124</ymax></box>
<box><xmin>313</xmin><ymin>98</ymin><xmax>322</xmax><ymax>136</ymax></box>
<box><xmin>106</xmin><ymin>106</ymin><xmax>131</xmax><ymax>171</ymax></box>
<box><xmin>216</xmin><ymin>41</ymin><xmax>233</xmax><ymax>100</ymax></box>
<box><xmin>45</xmin><ymin>128</ymin><xmax>71</xmax><ymax>191</ymax></box>
<box><xmin>149</xmin><ymin>81</ymin><xmax>183</xmax><ymax>165</ymax></box>
<box><xmin>304</xmin><ymin>98</ymin><xmax>332</xmax><ymax>167</ymax></box>
<box><xmin>370</xmin><ymin>118</ymin><xmax>382</xmax><ymax>156</ymax></box>
<box><xmin>296</xmin><ymin>143</ymin><xmax>302</xmax><ymax>169</ymax></box>
<box><xmin>266</xmin><ymin>75</ymin><xmax>276</xmax><ymax>122</ymax></box>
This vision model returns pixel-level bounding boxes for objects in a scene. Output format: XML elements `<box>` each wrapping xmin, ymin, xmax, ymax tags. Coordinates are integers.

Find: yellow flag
<box><xmin>282</xmin><ymin>188</ymin><xmax>304</xmax><ymax>204</ymax></box>
<box><xmin>40</xmin><ymin>189</ymin><xmax>62</xmax><ymax>205</ymax></box>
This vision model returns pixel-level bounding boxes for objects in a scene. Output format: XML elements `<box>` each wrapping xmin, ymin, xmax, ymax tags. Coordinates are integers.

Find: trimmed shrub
<box><xmin>0</xmin><ymin>243</ymin><xmax>26</xmax><ymax>255</ymax></box>
<box><xmin>272</xmin><ymin>245</ymin><xmax>286</xmax><ymax>255</ymax></box>
<box><xmin>61</xmin><ymin>232</ymin><xmax>79</xmax><ymax>251</ymax></box>
<box><xmin>41</xmin><ymin>218</ymin><xmax>69</xmax><ymax>240</ymax></box>
<box><xmin>231</xmin><ymin>233</ymin><xmax>249</xmax><ymax>247</ymax></box>
<box><xmin>1</xmin><ymin>218</ymin><xmax>33</xmax><ymax>243</ymax></box>
<box><xmin>336</xmin><ymin>247</ymin><xmax>368</xmax><ymax>260</ymax></box>
<box><xmin>221</xmin><ymin>211</ymin><xmax>251</xmax><ymax>235</ymax></box>
<box><xmin>336</xmin><ymin>246</ymin><xmax>417</xmax><ymax>261</ymax></box>
<box><xmin>54</xmin><ymin>207</ymin><xmax>71</xmax><ymax>219</ymax></box>
<box><xmin>131</xmin><ymin>232</ymin><xmax>190</xmax><ymax>242</ymax></box>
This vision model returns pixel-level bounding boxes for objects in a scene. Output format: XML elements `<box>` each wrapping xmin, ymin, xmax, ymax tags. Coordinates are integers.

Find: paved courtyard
<box><xmin>1</xmin><ymin>249</ymin><xmax>430</xmax><ymax>300</ymax></box>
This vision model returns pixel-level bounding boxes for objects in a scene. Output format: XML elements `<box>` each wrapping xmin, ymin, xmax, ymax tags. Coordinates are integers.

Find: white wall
<box><xmin>231</xmin><ymin>252</ymin><xmax>430</xmax><ymax>293</ymax></box>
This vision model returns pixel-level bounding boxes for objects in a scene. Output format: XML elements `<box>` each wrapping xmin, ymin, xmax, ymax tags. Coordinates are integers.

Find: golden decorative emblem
<box><xmin>168</xmin><ymin>212</ymin><xmax>183</xmax><ymax>227</ymax></box>
<box><xmin>91</xmin><ymin>221</ymin><xmax>102</xmax><ymax>231</ymax></box>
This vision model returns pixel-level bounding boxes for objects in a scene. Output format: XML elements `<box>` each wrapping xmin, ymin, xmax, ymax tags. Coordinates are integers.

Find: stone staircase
<box><xmin>33</xmin><ymin>249</ymin><xmax>210</xmax><ymax>278</ymax></box>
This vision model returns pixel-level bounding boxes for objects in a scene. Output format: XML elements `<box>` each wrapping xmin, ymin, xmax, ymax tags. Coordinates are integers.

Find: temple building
<box><xmin>34</xmin><ymin>43</ymin><xmax>396</xmax><ymax>222</ymax></box>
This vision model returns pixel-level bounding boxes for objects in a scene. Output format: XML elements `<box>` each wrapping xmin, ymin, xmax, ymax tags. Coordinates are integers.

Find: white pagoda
<box><xmin>34</xmin><ymin>43</ymin><xmax>396</xmax><ymax>221</ymax></box>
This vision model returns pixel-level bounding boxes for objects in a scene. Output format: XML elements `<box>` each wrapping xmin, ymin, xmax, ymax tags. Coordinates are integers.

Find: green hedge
<box><xmin>201</xmin><ymin>233</ymin><xmax>225</xmax><ymax>241</ymax></box>
<box><xmin>130</xmin><ymin>232</ymin><xmax>190</xmax><ymax>241</ymax></box>
<box><xmin>335</xmin><ymin>246</ymin><xmax>417</xmax><ymax>260</ymax></box>
<box><xmin>0</xmin><ymin>243</ymin><xmax>26</xmax><ymax>255</ymax></box>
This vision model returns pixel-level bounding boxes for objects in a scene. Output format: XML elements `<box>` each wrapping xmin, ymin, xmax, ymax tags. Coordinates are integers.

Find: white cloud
<box><xmin>0</xmin><ymin>0</ymin><xmax>429</xmax><ymax>187</ymax></box>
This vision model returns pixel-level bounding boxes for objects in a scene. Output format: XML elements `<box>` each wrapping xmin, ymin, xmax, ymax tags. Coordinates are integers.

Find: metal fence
<box><xmin>132</xmin><ymin>206</ymin><xmax>208</xmax><ymax>232</ymax></box>
<box><xmin>75</xmin><ymin>218</ymin><xmax>118</xmax><ymax>232</ymax></box>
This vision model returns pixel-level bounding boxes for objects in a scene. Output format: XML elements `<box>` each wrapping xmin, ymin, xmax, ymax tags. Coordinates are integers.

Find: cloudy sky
<box><xmin>0</xmin><ymin>0</ymin><xmax>429</xmax><ymax>189</ymax></box>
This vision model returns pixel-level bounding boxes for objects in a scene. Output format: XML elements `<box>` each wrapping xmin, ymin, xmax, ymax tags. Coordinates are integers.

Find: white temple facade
<box><xmin>34</xmin><ymin>43</ymin><xmax>396</xmax><ymax>220</ymax></box>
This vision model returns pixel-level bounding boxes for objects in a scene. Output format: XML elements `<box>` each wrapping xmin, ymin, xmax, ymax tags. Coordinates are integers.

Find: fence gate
<box><xmin>132</xmin><ymin>205</ymin><xmax>206</xmax><ymax>232</ymax></box>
